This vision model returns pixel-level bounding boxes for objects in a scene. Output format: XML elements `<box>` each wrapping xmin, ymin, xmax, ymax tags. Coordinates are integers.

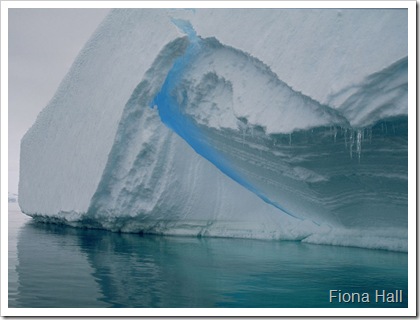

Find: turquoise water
<box><xmin>8</xmin><ymin>205</ymin><xmax>407</xmax><ymax>308</ymax></box>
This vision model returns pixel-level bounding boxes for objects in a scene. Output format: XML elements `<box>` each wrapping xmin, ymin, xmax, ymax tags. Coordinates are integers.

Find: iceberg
<box><xmin>8</xmin><ymin>193</ymin><xmax>18</xmax><ymax>203</ymax></box>
<box><xmin>19</xmin><ymin>9</ymin><xmax>408</xmax><ymax>251</ymax></box>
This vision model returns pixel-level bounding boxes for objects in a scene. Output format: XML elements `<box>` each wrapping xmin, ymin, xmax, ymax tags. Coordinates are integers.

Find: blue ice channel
<box><xmin>150</xmin><ymin>19</ymin><xmax>304</xmax><ymax>221</ymax></box>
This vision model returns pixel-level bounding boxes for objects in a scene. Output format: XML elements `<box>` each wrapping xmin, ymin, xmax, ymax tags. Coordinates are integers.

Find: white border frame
<box><xmin>1</xmin><ymin>1</ymin><xmax>416</xmax><ymax>317</ymax></box>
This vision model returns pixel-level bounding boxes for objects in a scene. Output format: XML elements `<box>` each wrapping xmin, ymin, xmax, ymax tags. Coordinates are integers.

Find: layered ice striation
<box><xmin>19</xmin><ymin>9</ymin><xmax>408</xmax><ymax>251</ymax></box>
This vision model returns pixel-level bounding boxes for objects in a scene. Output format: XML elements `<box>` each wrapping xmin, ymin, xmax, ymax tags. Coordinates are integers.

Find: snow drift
<box><xmin>19</xmin><ymin>9</ymin><xmax>408</xmax><ymax>251</ymax></box>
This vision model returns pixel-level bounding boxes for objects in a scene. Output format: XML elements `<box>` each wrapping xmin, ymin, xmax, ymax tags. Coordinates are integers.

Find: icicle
<box><xmin>356</xmin><ymin>129</ymin><xmax>362</xmax><ymax>161</ymax></box>
<box><xmin>349</xmin><ymin>130</ymin><xmax>354</xmax><ymax>159</ymax></box>
<box><xmin>333</xmin><ymin>126</ymin><xmax>337</xmax><ymax>143</ymax></box>
<box><xmin>344</xmin><ymin>128</ymin><xmax>348</xmax><ymax>148</ymax></box>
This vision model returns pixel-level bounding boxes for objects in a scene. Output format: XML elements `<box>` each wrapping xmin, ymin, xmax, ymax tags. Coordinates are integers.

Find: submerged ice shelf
<box><xmin>19</xmin><ymin>9</ymin><xmax>408</xmax><ymax>251</ymax></box>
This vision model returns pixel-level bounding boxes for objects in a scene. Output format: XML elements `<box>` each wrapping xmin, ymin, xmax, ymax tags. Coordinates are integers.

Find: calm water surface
<box><xmin>8</xmin><ymin>204</ymin><xmax>407</xmax><ymax>308</ymax></box>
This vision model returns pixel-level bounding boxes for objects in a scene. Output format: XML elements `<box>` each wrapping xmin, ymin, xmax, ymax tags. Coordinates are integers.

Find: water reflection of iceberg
<box><xmin>14</xmin><ymin>221</ymin><xmax>407</xmax><ymax>308</ymax></box>
<box><xmin>14</xmin><ymin>221</ymin><xmax>107</xmax><ymax>308</ymax></box>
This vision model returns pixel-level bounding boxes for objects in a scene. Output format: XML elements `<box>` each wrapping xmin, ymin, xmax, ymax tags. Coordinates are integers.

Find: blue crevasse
<box><xmin>151</xmin><ymin>20</ymin><xmax>303</xmax><ymax>220</ymax></box>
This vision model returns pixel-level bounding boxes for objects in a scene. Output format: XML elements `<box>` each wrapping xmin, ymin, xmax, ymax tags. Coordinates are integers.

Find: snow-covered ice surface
<box><xmin>19</xmin><ymin>9</ymin><xmax>408</xmax><ymax>252</ymax></box>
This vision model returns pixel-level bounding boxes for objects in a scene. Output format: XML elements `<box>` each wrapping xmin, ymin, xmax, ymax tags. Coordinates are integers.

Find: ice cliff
<box><xmin>19</xmin><ymin>9</ymin><xmax>408</xmax><ymax>251</ymax></box>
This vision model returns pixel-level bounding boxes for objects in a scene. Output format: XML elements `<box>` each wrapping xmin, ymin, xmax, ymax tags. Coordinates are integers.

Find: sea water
<box><xmin>8</xmin><ymin>203</ymin><xmax>407</xmax><ymax>308</ymax></box>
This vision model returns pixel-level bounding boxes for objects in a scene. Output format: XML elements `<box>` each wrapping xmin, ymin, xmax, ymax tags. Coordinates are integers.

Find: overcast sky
<box><xmin>8</xmin><ymin>9</ymin><xmax>111</xmax><ymax>193</ymax></box>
